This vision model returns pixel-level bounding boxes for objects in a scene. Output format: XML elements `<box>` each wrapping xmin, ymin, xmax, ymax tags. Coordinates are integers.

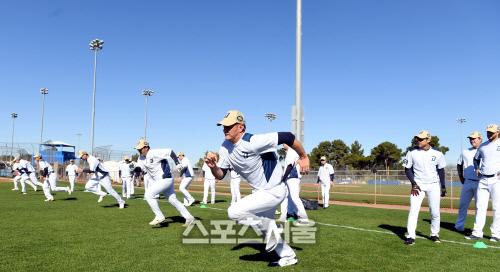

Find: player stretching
<box><xmin>35</xmin><ymin>154</ymin><xmax>71</xmax><ymax>201</ymax></box>
<box><xmin>205</xmin><ymin>110</ymin><xmax>309</xmax><ymax>267</ymax></box>
<box><xmin>403</xmin><ymin>130</ymin><xmax>447</xmax><ymax>245</ymax></box>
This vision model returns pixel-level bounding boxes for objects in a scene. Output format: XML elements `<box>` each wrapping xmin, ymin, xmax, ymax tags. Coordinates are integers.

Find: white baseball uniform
<box><xmin>279</xmin><ymin>148</ymin><xmax>308</xmax><ymax>221</ymax></box>
<box><xmin>39</xmin><ymin>160</ymin><xmax>70</xmax><ymax>200</ymax></box>
<box><xmin>136</xmin><ymin>148</ymin><xmax>194</xmax><ymax>222</ymax></box>
<box><xmin>11</xmin><ymin>162</ymin><xmax>20</xmax><ymax>190</ymax></box>
<box><xmin>12</xmin><ymin>162</ymin><xmax>35</xmax><ymax>193</ymax></box>
<box><xmin>18</xmin><ymin>159</ymin><xmax>44</xmax><ymax>192</ymax></box>
<box><xmin>317</xmin><ymin>162</ymin><xmax>334</xmax><ymax>208</ymax></box>
<box><xmin>403</xmin><ymin>148</ymin><xmax>447</xmax><ymax>239</ymax></box>
<box><xmin>230</xmin><ymin>170</ymin><xmax>241</xmax><ymax>205</ymax></box>
<box><xmin>218</xmin><ymin>132</ymin><xmax>296</xmax><ymax>260</ymax></box>
<box><xmin>84</xmin><ymin>155</ymin><xmax>124</xmax><ymax>206</ymax></box>
<box><xmin>66</xmin><ymin>163</ymin><xmax>78</xmax><ymax>192</ymax></box>
<box><xmin>178</xmin><ymin>156</ymin><xmax>195</xmax><ymax>205</ymax></box>
<box><xmin>202</xmin><ymin>162</ymin><xmax>216</xmax><ymax>204</ymax></box>
<box><xmin>455</xmin><ymin>147</ymin><xmax>479</xmax><ymax>231</ymax></box>
<box><xmin>119</xmin><ymin>161</ymin><xmax>134</xmax><ymax>199</ymax></box>
<box><xmin>471</xmin><ymin>138</ymin><xmax>500</xmax><ymax>238</ymax></box>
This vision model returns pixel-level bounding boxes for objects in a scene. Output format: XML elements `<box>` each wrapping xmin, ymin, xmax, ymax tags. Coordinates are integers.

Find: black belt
<box><xmin>481</xmin><ymin>174</ymin><xmax>496</xmax><ymax>178</ymax></box>
<box><xmin>467</xmin><ymin>179</ymin><xmax>479</xmax><ymax>182</ymax></box>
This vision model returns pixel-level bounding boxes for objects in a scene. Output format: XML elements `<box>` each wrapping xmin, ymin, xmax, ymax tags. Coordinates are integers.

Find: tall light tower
<box><xmin>264</xmin><ymin>113</ymin><xmax>277</xmax><ymax>131</ymax></box>
<box><xmin>292</xmin><ymin>0</ymin><xmax>304</xmax><ymax>143</ymax></box>
<box><xmin>89</xmin><ymin>38</ymin><xmax>104</xmax><ymax>155</ymax></box>
<box><xmin>142</xmin><ymin>89</ymin><xmax>154</xmax><ymax>140</ymax></box>
<box><xmin>10</xmin><ymin>113</ymin><xmax>18</xmax><ymax>160</ymax></box>
<box><xmin>39</xmin><ymin>88</ymin><xmax>48</xmax><ymax>145</ymax></box>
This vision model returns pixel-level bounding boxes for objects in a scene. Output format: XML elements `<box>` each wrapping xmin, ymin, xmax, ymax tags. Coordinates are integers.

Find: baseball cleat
<box><xmin>404</xmin><ymin>238</ymin><xmax>415</xmax><ymax>245</ymax></box>
<box><xmin>12</xmin><ymin>188</ymin><xmax>18</xmax><ymax>191</ymax></box>
<box><xmin>294</xmin><ymin>219</ymin><xmax>315</xmax><ymax>227</ymax></box>
<box><xmin>182</xmin><ymin>217</ymin><xmax>195</xmax><ymax>227</ymax></box>
<box><xmin>465</xmin><ymin>235</ymin><xmax>481</xmax><ymax>240</ymax></box>
<box><xmin>490</xmin><ymin>237</ymin><xmax>500</xmax><ymax>242</ymax></box>
<box><xmin>186</xmin><ymin>199</ymin><xmax>195</xmax><ymax>206</ymax></box>
<box><xmin>430</xmin><ymin>236</ymin><xmax>441</xmax><ymax>243</ymax></box>
<box><xmin>149</xmin><ymin>217</ymin><xmax>166</xmax><ymax>226</ymax></box>
<box><xmin>119</xmin><ymin>201</ymin><xmax>125</xmax><ymax>209</ymax></box>
<box><xmin>44</xmin><ymin>198</ymin><xmax>54</xmax><ymax>202</ymax></box>
<box><xmin>22</xmin><ymin>192</ymin><xmax>27</xmax><ymax>195</ymax></box>
<box><xmin>269</xmin><ymin>256</ymin><xmax>298</xmax><ymax>267</ymax></box>
<box><xmin>97</xmin><ymin>195</ymin><xmax>105</xmax><ymax>203</ymax></box>
<box><xmin>67</xmin><ymin>187</ymin><xmax>72</xmax><ymax>195</ymax></box>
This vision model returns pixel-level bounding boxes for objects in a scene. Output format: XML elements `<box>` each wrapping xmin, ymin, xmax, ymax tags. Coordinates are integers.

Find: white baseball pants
<box><xmin>12</xmin><ymin>175</ymin><xmax>21</xmax><ymax>190</ymax></box>
<box><xmin>228</xmin><ymin>183</ymin><xmax>296</xmax><ymax>259</ymax></box>
<box><xmin>203</xmin><ymin>178</ymin><xmax>216</xmax><ymax>204</ymax></box>
<box><xmin>121</xmin><ymin>177</ymin><xmax>134</xmax><ymax>198</ymax></box>
<box><xmin>230</xmin><ymin>178</ymin><xmax>241</xmax><ymax>205</ymax></box>
<box><xmin>455</xmin><ymin>179</ymin><xmax>479</xmax><ymax>231</ymax></box>
<box><xmin>144</xmin><ymin>177</ymin><xmax>193</xmax><ymax>221</ymax></box>
<box><xmin>471</xmin><ymin>177</ymin><xmax>500</xmax><ymax>238</ymax></box>
<box><xmin>279</xmin><ymin>178</ymin><xmax>308</xmax><ymax>221</ymax></box>
<box><xmin>19</xmin><ymin>174</ymin><xmax>37</xmax><ymax>193</ymax></box>
<box><xmin>85</xmin><ymin>175</ymin><xmax>123</xmax><ymax>204</ymax></box>
<box><xmin>320</xmin><ymin>181</ymin><xmax>331</xmax><ymax>208</ymax></box>
<box><xmin>68</xmin><ymin>175</ymin><xmax>76</xmax><ymax>192</ymax></box>
<box><xmin>179</xmin><ymin>177</ymin><xmax>194</xmax><ymax>204</ymax></box>
<box><xmin>406</xmin><ymin>182</ymin><xmax>441</xmax><ymax>239</ymax></box>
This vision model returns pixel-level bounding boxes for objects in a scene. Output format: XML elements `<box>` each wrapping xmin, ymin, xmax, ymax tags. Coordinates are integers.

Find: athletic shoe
<box><xmin>97</xmin><ymin>195</ymin><xmax>105</xmax><ymax>203</ymax></box>
<box><xmin>294</xmin><ymin>219</ymin><xmax>315</xmax><ymax>227</ymax></box>
<box><xmin>269</xmin><ymin>256</ymin><xmax>298</xmax><ymax>267</ymax></box>
<box><xmin>119</xmin><ymin>201</ymin><xmax>125</xmax><ymax>209</ymax></box>
<box><xmin>22</xmin><ymin>192</ymin><xmax>27</xmax><ymax>195</ymax></box>
<box><xmin>34</xmin><ymin>187</ymin><xmax>37</xmax><ymax>192</ymax></box>
<box><xmin>12</xmin><ymin>188</ymin><xmax>18</xmax><ymax>191</ymax></box>
<box><xmin>67</xmin><ymin>187</ymin><xmax>72</xmax><ymax>195</ymax></box>
<box><xmin>44</xmin><ymin>198</ymin><xmax>54</xmax><ymax>202</ymax></box>
<box><xmin>404</xmin><ymin>238</ymin><xmax>415</xmax><ymax>245</ymax></box>
<box><xmin>490</xmin><ymin>237</ymin><xmax>500</xmax><ymax>242</ymax></box>
<box><xmin>149</xmin><ymin>217</ymin><xmax>166</xmax><ymax>226</ymax></box>
<box><xmin>465</xmin><ymin>235</ymin><xmax>481</xmax><ymax>240</ymax></box>
<box><xmin>430</xmin><ymin>236</ymin><xmax>441</xmax><ymax>243</ymax></box>
<box><xmin>186</xmin><ymin>199</ymin><xmax>195</xmax><ymax>207</ymax></box>
<box><xmin>182</xmin><ymin>217</ymin><xmax>195</xmax><ymax>227</ymax></box>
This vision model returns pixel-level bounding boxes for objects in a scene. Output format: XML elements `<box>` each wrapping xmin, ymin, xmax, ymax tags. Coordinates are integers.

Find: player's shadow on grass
<box><xmin>102</xmin><ymin>203</ymin><xmax>129</xmax><ymax>208</ymax></box>
<box><xmin>378</xmin><ymin>224</ymin><xmax>426</xmax><ymax>241</ymax></box>
<box><xmin>232</xmin><ymin>243</ymin><xmax>302</xmax><ymax>264</ymax></box>
<box><xmin>423</xmin><ymin>219</ymin><xmax>471</xmax><ymax>235</ymax></box>
<box><xmin>62</xmin><ymin>197</ymin><xmax>78</xmax><ymax>201</ymax></box>
<box><xmin>153</xmin><ymin>216</ymin><xmax>203</xmax><ymax>228</ymax></box>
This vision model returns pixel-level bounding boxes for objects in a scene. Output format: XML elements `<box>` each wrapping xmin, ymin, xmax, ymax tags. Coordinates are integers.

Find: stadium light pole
<box><xmin>264</xmin><ymin>113</ymin><xmax>277</xmax><ymax>131</ymax></box>
<box><xmin>457</xmin><ymin>117</ymin><xmax>466</xmax><ymax>152</ymax></box>
<box><xmin>89</xmin><ymin>38</ymin><xmax>104</xmax><ymax>155</ymax></box>
<box><xmin>10</xmin><ymin>113</ymin><xmax>18</xmax><ymax>160</ymax></box>
<box><xmin>142</xmin><ymin>89</ymin><xmax>154</xmax><ymax>140</ymax></box>
<box><xmin>39</xmin><ymin>88</ymin><xmax>48</xmax><ymax>145</ymax></box>
<box><xmin>292</xmin><ymin>0</ymin><xmax>304</xmax><ymax>143</ymax></box>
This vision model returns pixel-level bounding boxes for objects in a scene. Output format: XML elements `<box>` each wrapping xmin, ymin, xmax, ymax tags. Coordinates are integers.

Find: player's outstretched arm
<box><xmin>205</xmin><ymin>152</ymin><xmax>226</xmax><ymax>180</ymax></box>
<box><xmin>290</xmin><ymin>139</ymin><xmax>309</xmax><ymax>173</ymax></box>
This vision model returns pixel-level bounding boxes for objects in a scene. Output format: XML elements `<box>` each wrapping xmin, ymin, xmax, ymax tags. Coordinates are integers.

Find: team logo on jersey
<box><xmin>431</xmin><ymin>156</ymin><xmax>436</xmax><ymax>161</ymax></box>
<box><xmin>403</xmin><ymin>159</ymin><xmax>408</xmax><ymax>165</ymax></box>
<box><xmin>150</xmin><ymin>159</ymin><xmax>154</xmax><ymax>163</ymax></box>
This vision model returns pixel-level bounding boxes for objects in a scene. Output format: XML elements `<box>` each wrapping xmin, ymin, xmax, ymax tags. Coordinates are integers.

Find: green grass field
<box><xmin>1</xmin><ymin>181</ymin><xmax>499</xmax><ymax>272</ymax></box>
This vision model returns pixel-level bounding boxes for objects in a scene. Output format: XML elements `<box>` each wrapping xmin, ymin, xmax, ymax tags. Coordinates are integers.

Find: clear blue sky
<box><xmin>1</xmin><ymin>0</ymin><xmax>499</xmax><ymax>163</ymax></box>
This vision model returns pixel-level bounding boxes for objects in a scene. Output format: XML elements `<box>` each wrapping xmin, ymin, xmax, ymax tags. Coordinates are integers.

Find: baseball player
<box><xmin>317</xmin><ymin>156</ymin><xmax>334</xmax><ymax>208</ymax></box>
<box><xmin>65</xmin><ymin>159</ymin><xmax>78</xmax><ymax>192</ymax></box>
<box><xmin>229</xmin><ymin>169</ymin><xmax>241</xmax><ymax>205</ymax></box>
<box><xmin>119</xmin><ymin>156</ymin><xmax>135</xmax><ymax>199</ymax></box>
<box><xmin>403</xmin><ymin>130</ymin><xmax>447</xmax><ymax>245</ymax></box>
<box><xmin>202</xmin><ymin>158</ymin><xmax>217</xmax><ymax>205</ymax></box>
<box><xmin>455</xmin><ymin>131</ymin><xmax>482</xmax><ymax>232</ymax></box>
<box><xmin>466</xmin><ymin>124</ymin><xmax>500</xmax><ymax>241</ymax></box>
<box><xmin>35</xmin><ymin>154</ymin><xmax>71</xmax><ymax>201</ymax></box>
<box><xmin>205</xmin><ymin>110</ymin><xmax>310</xmax><ymax>267</ymax></box>
<box><xmin>11</xmin><ymin>159</ymin><xmax>37</xmax><ymax>194</ymax></box>
<box><xmin>11</xmin><ymin>162</ymin><xmax>21</xmax><ymax>191</ymax></box>
<box><xmin>78</xmin><ymin>151</ymin><xmax>125</xmax><ymax>208</ymax></box>
<box><xmin>279</xmin><ymin>144</ymin><xmax>310</xmax><ymax>224</ymax></box>
<box><xmin>134</xmin><ymin>139</ymin><xmax>195</xmax><ymax>226</ymax></box>
<box><xmin>177</xmin><ymin>152</ymin><xmax>195</xmax><ymax>206</ymax></box>
<box><xmin>14</xmin><ymin>156</ymin><xmax>44</xmax><ymax>194</ymax></box>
